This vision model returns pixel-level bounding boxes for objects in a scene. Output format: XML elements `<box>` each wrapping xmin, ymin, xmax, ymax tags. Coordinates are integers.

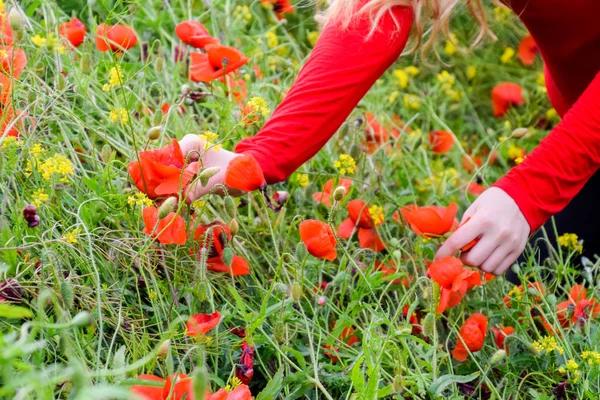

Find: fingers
<box><xmin>478</xmin><ymin>245</ymin><xmax>509</xmax><ymax>274</ymax></box>
<box><xmin>185</xmin><ymin>168</ymin><xmax>227</xmax><ymax>203</ymax></box>
<box><xmin>459</xmin><ymin>202</ymin><xmax>477</xmax><ymax>225</ymax></box>
<box><xmin>460</xmin><ymin>236</ymin><xmax>499</xmax><ymax>267</ymax></box>
<box><xmin>179</xmin><ymin>134</ymin><xmax>205</xmax><ymax>161</ymax></box>
<box><xmin>435</xmin><ymin>215</ymin><xmax>484</xmax><ymax>259</ymax></box>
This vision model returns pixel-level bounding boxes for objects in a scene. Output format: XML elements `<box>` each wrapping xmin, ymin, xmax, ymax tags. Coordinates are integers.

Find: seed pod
<box><xmin>392</xmin><ymin>374</ymin><xmax>404</xmax><ymax>393</ymax></box>
<box><xmin>422</xmin><ymin>313</ymin><xmax>435</xmax><ymax>338</ymax></box>
<box><xmin>199</xmin><ymin>167</ymin><xmax>220</xmax><ymax>187</ymax></box>
<box><xmin>155</xmin><ymin>55</ymin><xmax>165</xmax><ymax>73</ymax></box>
<box><xmin>273</xmin><ymin>191</ymin><xmax>289</xmax><ymax>207</ymax></box>
<box><xmin>290</xmin><ymin>281</ymin><xmax>302</xmax><ymax>302</ymax></box>
<box><xmin>192</xmin><ymin>367</ymin><xmax>209</xmax><ymax>400</ymax></box>
<box><xmin>80</xmin><ymin>52</ymin><xmax>92</xmax><ymax>73</ymax></box>
<box><xmin>158</xmin><ymin>197</ymin><xmax>177</xmax><ymax>219</ymax></box>
<box><xmin>71</xmin><ymin>311</ymin><xmax>93</xmax><ymax>327</ymax></box>
<box><xmin>332</xmin><ymin>186</ymin><xmax>347</xmax><ymax>202</ymax></box>
<box><xmin>489</xmin><ymin>349</ymin><xmax>507</xmax><ymax>366</ymax></box>
<box><xmin>273</xmin><ymin>321</ymin><xmax>285</xmax><ymax>343</ymax></box>
<box><xmin>8</xmin><ymin>9</ymin><xmax>26</xmax><ymax>30</ymax></box>
<box><xmin>546</xmin><ymin>293</ymin><xmax>557</xmax><ymax>307</ymax></box>
<box><xmin>295</xmin><ymin>242</ymin><xmax>307</xmax><ymax>261</ymax></box>
<box><xmin>147</xmin><ymin>125</ymin><xmax>162</xmax><ymax>141</ymax></box>
<box><xmin>222</xmin><ymin>248</ymin><xmax>233</xmax><ymax>267</ymax></box>
<box><xmin>60</xmin><ymin>280</ymin><xmax>74</xmax><ymax>310</ymax></box>
<box><xmin>157</xmin><ymin>339</ymin><xmax>170</xmax><ymax>357</ymax></box>
<box><xmin>349</xmin><ymin>143</ymin><xmax>360</xmax><ymax>160</ymax></box>
<box><xmin>181</xmin><ymin>84</ymin><xmax>191</xmax><ymax>96</ymax></box>
<box><xmin>228</xmin><ymin>219</ymin><xmax>239</xmax><ymax>236</ymax></box>
<box><xmin>511</xmin><ymin>127</ymin><xmax>528</xmax><ymax>139</ymax></box>
<box><xmin>317</xmin><ymin>296</ymin><xmax>326</xmax><ymax>306</ymax></box>
<box><xmin>224</xmin><ymin>196</ymin><xmax>237</xmax><ymax>219</ymax></box>
<box><xmin>101</xmin><ymin>144</ymin><xmax>112</xmax><ymax>163</ymax></box>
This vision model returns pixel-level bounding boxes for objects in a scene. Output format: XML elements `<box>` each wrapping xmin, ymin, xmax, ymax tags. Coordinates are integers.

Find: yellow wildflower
<box><xmin>39</xmin><ymin>154</ymin><xmax>75</xmax><ymax>181</ymax></box>
<box><xmin>557</xmin><ymin>233</ymin><xmax>583</xmax><ymax>254</ymax></box>
<box><xmin>109</xmin><ymin>108</ymin><xmax>129</xmax><ymax>124</ymax></box>
<box><xmin>444</xmin><ymin>34</ymin><xmax>458</xmax><ymax>56</ymax></box>
<box><xmin>368</xmin><ymin>205</ymin><xmax>385</xmax><ymax>226</ymax></box>
<box><xmin>581</xmin><ymin>351</ymin><xmax>600</xmax><ymax>365</ymax></box>
<box><xmin>307</xmin><ymin>31</ymin><xmax>320</xmax><ymax>47</ymax></box>
<box><xmin>265</xmin><ymin>31</ymin><xmax>279</xmax><ymax>49</ymax></box>
<box><xmin>55</xmin><ymin>44</ymin><xmax>66</xmax><ymax>55</ymax></box>
<box><xmin>128</xmin><ymin>192</ymin><xmax>153</xmax><ymax>207</ymax></box>
<box><xmin>507</xmin><ymin>144</ymin><xmax>523</xmax><ymax>160</ymax></box>
<box><xmin>466</xmin><ymin>65</ymin><xmax>477</xmax><ymax>80</ymax></box>
<box><xmin>234</xmin><ymin>5</ymin><xmax>252</xmax><ymax>24</ymax></box>
<box><xmin>494</xmin><ymin>6</ymin><xmax>511</xmax><ymax>21</ymax></box>
<box><xmin>245</xmin><ymin>97</ymin><xmax>270</xmax><ymax>117</ymax></box>
<box><xmin>500</xmin><ymin>47</ymin><xmax>515</xmax><ymax>64</ymax></box>
<box><xmin>404</xmin><ymin>66</ymin><xmax>420</xmax><ymax>76</ymax></box>
<box><xmin>437</xmin><ymin>70</ymin><xmax>455</xmax><ymax>89</ymax></box>
<box><xmin>295</xmin><ymin>173</ymin><xmax>309</xmax><ymax>187</ymax></box>
<box><xmin>393</xmin><ymin>69</ymin><xmax>409</xmax><ymax>89</ymax></box>
<box><xmin>532</xmin><ymin>336</ymin><xmax>564</xmax><ymax>355</ymax></box>
<box><xmin>192</xmin><ymin>200</ymin><xmax>206</xmax><ymax>210</ymax></box>
<box><xmin>103</xmin><ymin>65</ymin><xmax>124</xmax><ymax>91</ymax></box>
<box><xmin>198</xmin><ymin>130</ymin><xmax>221</xmax><ymax>151</ymax></box>
<box><xmin>445</xmin><ymin>88</ymin><xmax>461</xmax><ymax>102</ymax></box>
<box><xmin>31</xmin><ymin>34</ymin><xmax>47</xmax><ymax>47</ymax></box>
<box><xmin>31</xmin><ymin>188</ymin><xmax>49</xmax><ymax>208</ymax></box>
<box><xmin>514</xmin><ymin>156</ymin><xmax>524</xmax><ymax>165</ymax></box>
<box><xmin>388</xmin><ymin>90</ymin><xmax>399</xmax><ymax>103</ymax></box>
<box><xmin>334</xmin><ymin>154</ymin><xmax>356</xmax><ymax>176</ymax></box>
<box><xmin>62</xmin><ymin>228</ymin><xmax>80</xmax><ymax>244</ymax></box>
<box><xmin>546</xmin><ymin>108</ymin><xmax>558</xmax><ymax>121</ymax></box>
<box><xmin>30</xmin><ymin>143</ymin><xmax>46</xmax><ymax>158</ymax></box>
<box><xmin>0</xmin><ymin>136</ymin><xmax>19</xmax><ymax>149</ymax></box>
<box><xmin>403</xmin><ymin>94</ymin><xmax>421</xmax><ymax>110</ymax></box>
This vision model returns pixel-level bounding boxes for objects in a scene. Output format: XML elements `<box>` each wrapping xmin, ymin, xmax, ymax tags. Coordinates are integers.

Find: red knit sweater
<box><xmin>236</xmin><ymin>1</ymin><xmax>600</xmax><ymax>233</ymax></box>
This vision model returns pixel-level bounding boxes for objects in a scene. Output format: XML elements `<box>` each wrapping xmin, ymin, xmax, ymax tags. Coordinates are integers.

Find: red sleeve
<box><xmin>494</xmin><ymin>71</ymin><xmax>600</xmax><ymax>233</ymax></box>
<box><xmin>235</xmin><ymin>5</ymin><xmax>414</xmax><ymax>184</ymax></box>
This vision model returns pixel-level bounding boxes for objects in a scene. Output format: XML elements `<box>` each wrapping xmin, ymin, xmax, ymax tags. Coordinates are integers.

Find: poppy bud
<box><xmin>349</xmin><ymin>144</ymin><xmax>360</xmax><ymax>160</ymax></box>
<box><xmin>55</xmin><ymin>73</ymin><xmax>66</xmax><ymax>91</ymax></box>
<box><xmin>8</xmin><ymin>9</ymin><xmax>26</xmax><ymax>30</ymax></box>
<box><xmin>489</xmin><ymin>349</ymin><xmax>507</xmax><ymax>366</ymax></box>
<box><xmin>546</xmin><ymin>293</ymin><xmax>557</xmax><ymax>307</ymax></box>
<box><xmin>147</xmin><ymin>125</ymin><xmax>162</xmax><ymax>141</ymax></box>
<box><xmin>158</xmin><ymin>197</ymin><xmax>177</xmax><ymax>219</ymax></box>
<box><xmin>101</xmin><ymin>144</ymin><xmax>113</xmax><ymax>163</ymax></box>
<box><xmin>511</xmin><ymin>127</ymin><xmax>528</xmax><ymax>139</ymax></box>
<box><xmin>228</xmin><ymin>219</ymin><xmax>239</xmax><ymax>236</ymax></box>
<box><xmin>192</xmin><ymin>367</ymin><xmax>209</xmax><ymax>400</ymax></box>
<box><xmin>290</xmin><ymin>281</ymin><xmax>302</xmax><ymax>302</ymax></box>
<box><xmin>317</xmin><ymin>296</ymin><xmax>326</xmax><ymax>306</ymax></box>
<box><xmin>222</xmin><ymin>247</ymin><xmax>233</xmax><ymax>267</ymax></box>
<box><xmin>295</xmin><ymin>242</ymin><xmax>307</xmax><ymax>260</ymax></box>
<box><xmin>224</xmin><ymin>196</ymin><xmax>237</xmax><ymax>219</ymax></box>
<box><xmin>199</xmin><ymin>167</ymin><xmax>220</xmax><ymax>187</ymax></box>
<box><xmin>80</xmin><ymin>53</ymin><xmax>92</xmax><ymax>73</ymax></box>
<box><xmin>273</xmin><ymin>321</ymin><xmax>285</xmax><ymax>343</ymax></box>
<box><xmin>273</xmin><ymin>191</ymin><xmax>289</xmax><ymax>207</ymax></box>
<box><xmin>511</xmin><ymin>263</ymin><xmax>520</xmax><ymax>275</ymax></box>
<box><xmin>181</xmin><ymin>84</ymin><xmax>191</xmax><ymax>96</ymax></box>
<box><xmin>22</xmin><ymin>205</ymin><xmax>40</xmax><ymax>228</ymax></box>
<box><xmin>71</xmin><ymin>311</ymin><xmax>93</xmax><ymax>327</ymax></box>
<box><xmin>422</xmin><ymin>312</ymin><xmax>435</xmax><ymax>338</ymax></box>
<box><xmin>273</xmin><ymin>282</ymin><xmax>288</xmax><ymax>293</ymax></box>
<box><xmin>157</xmin><ymin>339</ymin><xmax>170</xmax><ymax>357</ymax></box>
<box><xmin>0</xmin><ymin>278</ymin><xmax>23</xmax><ymax>302</ymax></box>
<box><xmin>392</xmin><ymin>374</ymin><xmax>404</xmax><ymax>393</ymax></box>
<box><xmin>155</xmin><ymin>55</ymin><xmax>165</xmax><ymax>73</ymax></box>
<box><xmin>60</xmin><ymin>280</ymin><xmax>74</xmax><ymax>310</ymax></box>
<box><xmin>332</xmin><ymin>186</ymin><xmax>347</xmax><ymax>202</ymax></box>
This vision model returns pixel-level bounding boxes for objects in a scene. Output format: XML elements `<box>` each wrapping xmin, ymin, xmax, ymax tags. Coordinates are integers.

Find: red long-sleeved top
<box><xmin>236</xmin><ymin>0</ymin><xmax>600</xmax><ymax>234</ymax></box>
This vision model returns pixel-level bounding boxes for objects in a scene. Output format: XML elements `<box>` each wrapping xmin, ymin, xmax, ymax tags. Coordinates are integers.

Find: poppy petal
<box><xmin>225</xmin><ymin>154</ymin><xmax>266</xmax><ymax>192</ymax></box>
<box><xmin>299</xmin><ymin>219</ymin><xmax>337</xmax><ymax>261</ymax></box>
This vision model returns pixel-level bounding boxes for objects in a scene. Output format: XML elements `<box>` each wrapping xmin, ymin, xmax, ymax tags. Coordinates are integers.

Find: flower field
<box><xmin>2</xmin><ymin>0</ymin><xmax>600</xmax><ymax>399</ymax></box>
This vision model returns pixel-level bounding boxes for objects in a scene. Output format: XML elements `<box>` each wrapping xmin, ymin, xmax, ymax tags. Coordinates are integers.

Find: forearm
<box><xmin>494</xmin><ymin>71</ymin><xmax>600</xmax><ymax>232</ymax></box>
<box><xmin>235</xmin><ymin>4</ymin><xmax>413</xmax><ymax>184</ymax></box>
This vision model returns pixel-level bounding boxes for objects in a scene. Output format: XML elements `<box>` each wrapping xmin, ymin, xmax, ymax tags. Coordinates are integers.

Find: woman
<box><xmin>181</xmin><ymin>0</ymin><xmax>600</xmax><ymax>278</ymax></box>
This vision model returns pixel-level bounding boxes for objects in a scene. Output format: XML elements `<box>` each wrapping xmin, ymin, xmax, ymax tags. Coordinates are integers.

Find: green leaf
<box><xmin>256</xmin><ymin>367</ymin><xmax>284</xmax><ymax>400</ymax></box>
<box><xmin>0</xmin><ymin>303</ymin><xmax>33</xmax><ymax>319</ymax></box>
<box><xmin>429</xmin><ymin>372</ymin><xmax>480</xmax><ymax>396</ymax></box>
<box><xmin>350</xmin><ymin>355</ymin><xmax>365</xmax><ymax>394</ymax></box>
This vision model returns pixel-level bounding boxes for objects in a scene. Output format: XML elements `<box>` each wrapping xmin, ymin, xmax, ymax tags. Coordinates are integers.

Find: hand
<box><xmin>179</xmin><ymin>134</ymin><xmax>242</xmax><ymax>202</ymax></box>
<box><xmin>435</xmin><ymin>187</ymin><xmax>530</xmax><ymax>275</ymax></box>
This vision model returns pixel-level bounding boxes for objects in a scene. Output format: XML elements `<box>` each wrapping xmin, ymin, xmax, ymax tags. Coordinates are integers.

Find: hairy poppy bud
<box><xmin>349</xmin><ymin>144</ymin><xmax>360</xmax><ymax>160</ymax></box>
<box><xmin>295</xmin><ymin>242</ymin><xmax>307</xmax><ymax>260</ymax></box>
<box><xmin>71</xmin><ymin>311</ymin><xmax>93</xmax><ymax>327</ymax></box>
<box><xmin>55</xmin><ymin>73</ymin><xmax>66</xmax><ymax>91</ymax></box>
<box><xmin>157</xmin><ymin>339</ymin><xmax>170</xmax><ymax>357</ymax></box>
<box><xmin>392</xmin><ymin>374</ymin><xmax>404</xmax><ymax>393</ymax></box>
<box><xmin>158</xmin><ymin>197</ymin><xmax>177</xmax><ymax>219</ymax></box>
<box><xmin>511</xmin><ymin>127</ymin><xmax>528</xmax><ymax>139</ymax></box>
<box><xmin>489</xmin><ymin>349</ymin><xmax>507</xmax><ymax>365</ymax></box>
<box><xmin>422</xmin><ymin>313</ymin><xmax>435</xmax><ymax>338</ymax></box>
<box><xmin>23</xmin><ymin>205</ymin><xmax>40</xmax><ymax>228</ymax></box>
<box><xmin>332</xmin><ymin>186</ymin><xmax>347</xmax><ymax>202</ymax></box>
<box><xmin>199</xmin><ymin>167</ymin><xmax>220</xmax><ymax>187</ymax></box>
<box><xmin>273</xmin><ymin>321</ymin><xmax>285</xmax><ymax>343</ymax></box>
<box><xmin>224</xmin><ymin>196</ymin><xmax>236</xmax><ymax>219</ymax></box>
<box><xmin>80</xmin><ymin>53</ymin><xmax>92</xmax><ymax>73</ymax></box>
<box><xmin>155</xmin><ymin>55</ymin><xmax>165</xmax><ymax>73</ymax></box>
<box><xmin>546</xmin><ymin>293</ymin><xmax>557</xmax><ymax>307</ymax></box>
<box><xmin>101</xmin><ymin>144</ymin><xmax>112</xmax><ymax>163</ymax></box>
<box><xmin>222</xmin><ymin>247</ymin><xmax>233</xmax><ymax>267</ymax></box>
<box><xmin>0</xmin><ymin>278</ymin><xmax>23</xmax><ymax>302</ymax></box>
<box><xmin>181</xmin><ymin>84</ymin><xmax>191</xmax><ymax>96</ymax></box>
<box><xmin>147</xmin><ymin>125</ymin><xmax>162</xmax><ymax>141</ymax></box>
<box><xmin>192</xmin><ymin>367</ymin><xmax>209</xmax><ymax>399</ymax></box>
<box><xmin>8</xmin><ymin>9</ymin><xmax>26</xmax><ymax>30</ymax></box>
<box><xmin>228</xmin><ymin>218</ymin><xmax>239</xmax><ymax>236</ymax></box>
<box><xmin>290</xmin><ymin>281</ymin><xmax>302</xmax><ymax>302</ymax></box>
<box><xmin>60</xmin><ymin>280</ymin><xmax>74</xmax><ymax>310</ymax></box>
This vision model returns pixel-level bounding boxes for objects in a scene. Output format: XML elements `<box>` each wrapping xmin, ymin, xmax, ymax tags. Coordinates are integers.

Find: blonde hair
<box><xmin>319</xmin><ymin>0</ymin><xmax>496</xmax><ymax>59</ymax></box>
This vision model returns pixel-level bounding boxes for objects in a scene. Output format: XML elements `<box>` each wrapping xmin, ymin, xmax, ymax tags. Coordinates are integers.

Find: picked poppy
<box><xmin>59</xmin><ymin>18</ymin><xmax>86</xmax><ymax>47</ymax></box>
<box><xmin>175</xmin><ymin>21</ymin><xmax>219</xmax><ymax>49</ymax></box>
<box><xmin>235</xmin><ymin>342</ymin><xmax>255</xmax><ymax>385</ymax></box>
<box><xmin>556</xmin><ymin>284</ymin><xmax>600</xmax><ymax>327</ymax></box>
<box><xmin>518</xmin><ymin>35</ymin><xmax>538</xmax><ymax>66</ymax></box>
<box><xmin>491</xmin><ymin>326</ymin><xmax>515</xmax><ymax>353</ymax></box>
<box><xmin>399</xmin><ymin>203</ymin><xmax>458</xmax><ymax>238</ymax></box>
<box><xmin>189</xmin><ymin>44</ymin><xmax>249</xmax><ymax>83</ymax></box>
<box><xmin>95</xmin><ymin>23</ymin><xmax>138</xmax><ymax>52</ymax></box>
<box><xmin>312</xmin><ymin>178</ymin><xmax>352</xmax><ymax>207</ymax></box>
<box><xmin>452</xmin><ymin>313</ymin><xmax>488</xmax><ymax>362</ymax></box>
<box><xmin>0</xmin><ymin>46</ymin><xmax>27</xmax><ymax>79</ymax></box>
<box><xmin>428</xmin><ymin>256</ymin><xmax>482</xmax><ymax>314</ymax></box>
<box><xmin>261</xmin><ymin>0</ymin><xmax>295</xmax><ymax>20</ymax></box>
<box><xmin>491</xmin><ymin>82</ymin><xmax>524</xmax><ymax>117</ymax></box>
<box><xmin>127</xmin><ymin>139</ymin><xmax>200</xmax><ymax>199</ymax></box>
<box><xmin>299</xmin><ymin>219</ymin><xmax>337</xmax><ymax>261</ymax></box>
<box><xmin>142</xmin><ymin>207</ymin><xmax>187</xmax><ymax>245</ymax></box>
<box><xmin>224</xmin><ymin>154</ymin><xmax>266</xmax><ymax>192</ymax></box>
<box><xmin>186</xmin><ymin>311</ymin><xmax>221</xmax><ymax>336</ymax></box>
<box><xmin>429</xmin><ymin>130</ymin><xmax>454</xmax><ymax>154</ymax></box>
<box><xmin>459</xmin><ymin>217</ymin><xmax>479</xmax><ymax>252</ymax></box>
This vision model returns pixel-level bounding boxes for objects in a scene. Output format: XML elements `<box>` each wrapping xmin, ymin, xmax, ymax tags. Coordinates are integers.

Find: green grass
<box><xmin>1</xmin><ymin>0</ymin><xmax>600</xmax><ymax>399</ymax></box>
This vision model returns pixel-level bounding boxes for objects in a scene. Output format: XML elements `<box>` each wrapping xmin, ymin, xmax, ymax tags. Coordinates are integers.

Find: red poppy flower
<box><xmin>452</xmin><ymin>313</ymin><xmax>488</xmax><ymax>362</ymax></box>
<box><xmin>127</xmin><ymin>139</ymin><xmax>200</xmax><ymax>199</ymax></box>
<box><xmin>346</xmin><ymin>199</ymin><xmax>375</xmax><ymax>229</ymax></box>
<box><xmin>337</xmin><ymin>200</ymin><xmax>385</xmax><ymax>252</ymax></box>
<box><xmin>363</xmin><ymin>112</ymin><xmax>401</xmax><ymax>154</ymax></box>
<box><xmin>0</xmin><ymin>46</ymin><xmax>27</xmax><ymax>79</ymax></box>
<box><xmin>262</xmin><ymin>0</ymin><xmax>295</xmax><ymax>20</ymax></box>
<box><xmin>459</xmin><ymin>217</ymin><xmax>479</xmax><ymax>252</ymax></box>
<box><xmin>131</xmin><ymin>374</ymin><xmax>166</xmax><ymax>400</ymax></box>
<box><xmin>467</xmin><ymin>182</ymin><xmax>486</xmax><ymax>196</ymax></box>
<box><xmin>95</xmin><ymin>23</ymin><xmax>138</xmax><ymax>52</ymax></box>
<box><xmin>224</xmin><ymin>154</ymin><xmax>266</xmax><ymax>192</ymax></box>
<box><xmin>175</xmin><ymin>21</ymin><xmax>219</xmax><ymax>49</ymax></box>
<box><xmin>208</xmin><ymin>255</ymin><xmax>251</xmax><ymax>276</ymax></box>
<box><xmin>399</xmin><ymin>203</ymin><xmax>458</xmax><ymax>238</ymax></box>
<box><xmin>189</xmin><ymin>44</ymin><xmax>249</xmax><ymax>83</ymax></box>
<box><xmin>162</xmin><ymin>373</ymin><xmax>192</xmax><ymax>400</ymax></box>
<box><xmin>462</xmin><ymin>154</ymin><xmax>482</xmax><ymax>173</ymax></box>
<box><xmin>323</xmin><ymin>323</ymin><xmax>360</xmax><ymax>362</ymax></box>
<box><xmin>491</xmin><ymin>82</ymin><xmax>524</xmax><ymax>117</ymax></box>
<box><xmin>186</xmin><ymin>311</ymin><xmax>221</xmax><ymax>336</ymax></box>
<box><xmin>518</xmin><ymin>35</ymin><xmax>538</xmax><ymax>66</ymax></box>
<box><xmin>235</xmin><ymin>342</ymin><xmax>255</xmax><ymax>384</ymax></box>
<box><xmin>429</xmin><ymin>130</ymin><xmax>454</xmax><ymax>154</ymax></box>
<box><xmin>312</xmin><ymin>178</ymin><xmax>352</xmax><ymax>207</ymax></box>
<box><xmin>503</xmin><ymin>281</ymin><xmax>545</xmax><ymax>308</ymax></box>
<box><xmin>491</xmin><ymin>326</ymin><xmax>515</xmax><ymax>353</ymax></box>
<box><xmin>357</xmin><ymin>228</ymin><xmax>385</xmax><ymax>252</ymax></box>
<box><xmin>402</xmin><ymin>305</ymin><xmax>422</xmax><ymax>335</ymax></box>
<box><xmin>0</xmin><ymin>14</ymin><xmax>13</xmax><ymax>46</ymax></box>
<box><xmin>207</xmin><ymin>385</ymin><xmax>252</xmax><ymax>400</ymax></box>
<box><xmin>428</xmin><ymin>256</ymin><xmax>482</xmax><ymax>314</ymax></box>
<box><xmin>299</xmin><ymin>219</ymin><xmax>337</xmax><ymax>261</ymax></box>
<box><xmin>194</xmin><ymin>221</ymin><xmax>251</xmax><ymax>276</ymax></box>
<box><xmin>59</xmin><ymin>18</ymin><xmax>86</xmax><ymax>47</ymax></box>
<box><xmin>0</xmin><ymin>73</ymin><xmax>11</xmax><ymax>105</ymax></box>
<box><xmin>142</xmin><ymin>207</ymin><xmax>187</xmax><ymax>245</ymax></box>
<box><xmin>556</xmin><ymin>284</ymin><xmax>600</xmax><ymax>327</ymax></box>
<box><xmin>0</xmin><ymin>104</ymin><xmax>22</xmax><ymax>137</ymax></box>
<box><xmin>375</xmin><ymin>261</ymin><xmax>412</xmax><ymax>286</ymax></box>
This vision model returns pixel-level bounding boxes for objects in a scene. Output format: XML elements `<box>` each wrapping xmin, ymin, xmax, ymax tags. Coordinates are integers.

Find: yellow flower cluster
<box><xmin>245</xmin><ymin>97</ymin><xmax>271</xmax><ymax>117</ymax></box>
<box><xmin>419</xmin><ymin>168</ymin><xmax>459</xmax><ymax>194</ymax></box>
<box><xmin>307</xmin><ymin>31</ymin><xmax>320</xmax><ymax>47</ymax></box>
<box><xmin>532</xmin><ymin>336</ymin><xmax>564</xmax><ymax>355</ymax></box>
<box><xmin>127</xmin><ymin>192</ymin><xmax>153</xmax><ymax>207</ymax></box>
<box><xmin>506</xmin><ymin>144</ymin><xmax>524</xmax><ymax>161</ymax></box>
<box><xmin>368</xmin><ymin>205</ymin><xmax>385</xmax><ymax>226</ymax></box>
<box><xmin>62</xmin><ymin>228</ymin><xmax>80</xmax><ymax>244</ymax></box>
<box><xmin>500</xmin><ymin>47</ymin><xmax>515</xmax><ymax>64</ymax></box>
<box><xmin>295</xmin><ymin>173</ymin><xmax>309</xmax><ymax>187</ymax></box>
<box><xmin>265</xmin><ymin>31</ymin><xmax>278</xmax><ymax>49</ymax></box>
<box><xmin>334</xmin><ymin>154</ymin><xmax>356</xmax><ymax>176</ymax></box>
<box><xmin>494</xmin><ymin>6</ymin><xmax>511</xmax><ymax>21</ymax></box>
<box><xmin>30</xmin><ymin>143</ymin><xmax>47</xmax><ymax>158</ymax></box>
<box><xmin>31</xmin><ymin>34</ymin><xmax>66</xmax><ymax>54</ymax></box>
<box><xmin>437</xmin><ymin>70</ymin><xmax>461</xmax><ymax>101</ymax></box>
<box><xmin>557</xmin><ymin>233</ymin><xmax>583</xmax><ymax>254</ymax></box>
<box><xmin>444</xmin><ymin>33</ymin><xmax>458</xmax><ymax>56</ymax></box>
<box><xmin>234</xmin><ymin>5</ymin><xmax>252</xmax><ymax>24</ymax></box>
<box><xmin>102</xmin><ymin>65</ymin><xmax>124</xmax><ymax>91</ymax></box>
<box><xmin>558</xmin><ymin>359</ymin><xmax>581</xmax><ymax>383</ymax></box>
<box><xmin>403</xmin><ymin>94</ymin><xmax>421</xmax><ymax>111</ymax></box>
<box><xmin>581</xmin><ymin>351</ymin><xmax>600</xmax><ymax>365</ymax></box>
<box><xmin>506</xmin><ymin>286</ymin><xmax>523</xmax><ymax>302</ymax></box>
<box><xmin>466</xmin><ymin>65</ymin><xmax>477</xmax><ymax>80</ymax></box>
<box><xmin>393</xmin><ymin>66</ymin><xmax>419</xmax><ymax>90</ymax></box>
<box><xmin>224</xmin><ymin>377</ymin><xmax>243</xmax><ymax>392</ymax></box>
<box><xmin>39</xmin><ymin>154</ymin><xmax>75</xmax><ymax>182</ymax></box>
<box><xmin>1</xmin><ymin>136</ymin><xmax>19</xmax><ymax>149</ymax></box>
<box><xmin>198</xmin><ymin>130</ymin><xmax>221</xmax><ymax>151</ymax></box>
<box><xmin>31</xmin><ymin>188</ymin><xmax>49</xmax><ymax>208</ymax></box>
<box><xmin>388</xmin><ymin>90</ymin><xmax>399</xmax><ymax>104</ymax></box>
<box><xmin>109</xmin><ymin>108</ymin><xmax>129</xmax><ymax>124</ymax></box>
